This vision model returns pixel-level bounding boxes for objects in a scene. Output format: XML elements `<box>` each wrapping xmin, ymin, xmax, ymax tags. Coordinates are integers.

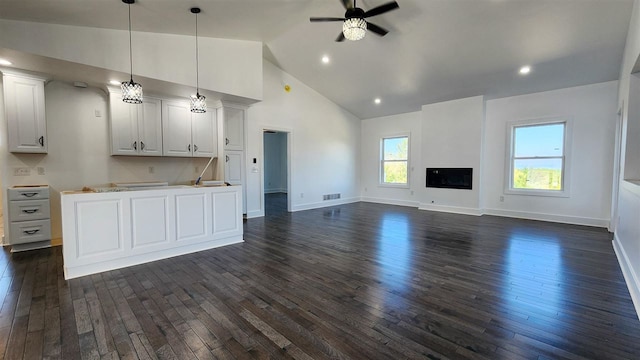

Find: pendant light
<box><xmin>190</xmin><ymin>7</ymin><xmax>206</xmax><ymax>113</ymax></box>
<box><xmin>121</xmin><ymin>0</ymin><xmax>143</xmax><ymax>104</ymax></box>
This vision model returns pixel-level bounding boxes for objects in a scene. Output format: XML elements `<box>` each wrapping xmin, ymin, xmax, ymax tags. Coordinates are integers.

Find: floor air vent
<box><xmin>323</xmin><ymin>193</ymin><xmax>341</xmax><ymax>201</ymax></box>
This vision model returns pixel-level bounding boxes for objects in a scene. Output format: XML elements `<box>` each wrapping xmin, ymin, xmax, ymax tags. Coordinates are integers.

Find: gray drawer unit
<box><xmin>7</xmin><ymin>185</ymin><xmax>51</xmax><ymax>250</ymax></box>
<box><xmin>8</xmin><ymin>199</ymin><xmax>50</xmax><ymax>221</ymax></box>
<box><xmin>8</xmin><ymin>186</ymin><xmax>49</xmax><ymax>201</ymax></box>
<box><xmin>9</xmin><ymin>219</ymin><xmax>52</xmax><ymax>245</ymax></box>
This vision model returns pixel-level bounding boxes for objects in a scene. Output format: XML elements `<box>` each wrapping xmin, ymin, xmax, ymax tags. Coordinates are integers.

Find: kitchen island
<box><xmin>61</xmin><ymin>185</ymin><xmax>243</xmax><ymax>279</ymax></box>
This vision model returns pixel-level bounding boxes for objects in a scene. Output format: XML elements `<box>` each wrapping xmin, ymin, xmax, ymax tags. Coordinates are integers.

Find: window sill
<box><xmin>504</xmin><ymin>188</ymin><xmax>569</xmax><ymax>198</ymax></box>
<box><xmin>378</xmin><ymin>183</ymin><xmax>410</xmax><ymax>189</ymax></box>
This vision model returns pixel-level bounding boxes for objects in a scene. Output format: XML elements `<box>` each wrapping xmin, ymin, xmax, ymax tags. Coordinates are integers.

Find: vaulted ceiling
<box><xmin>0</xmin><ymin>0</ymin><xmax>633</xmax><ymax>119</ymax></box>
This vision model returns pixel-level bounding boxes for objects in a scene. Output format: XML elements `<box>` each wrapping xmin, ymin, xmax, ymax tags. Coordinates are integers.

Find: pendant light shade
<box><xmin>190</xmin><ymin>7</ymin><xmax>206</xmax><ymax>113</ymax></box>
<box><xmin>121</xmin><ymin>0</ymin><xmax>143</xmax><ymax>104</ymax></box>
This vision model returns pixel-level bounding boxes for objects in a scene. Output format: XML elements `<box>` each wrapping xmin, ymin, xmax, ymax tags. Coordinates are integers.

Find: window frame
<box><xmin>379</xmin><ymin>133</ymin><xmax>410</xmax><ymax>188</ymax></box>
<box><xmin>504</xmin><ymin>118</ymin><xmax>572</xmax><ymax>197</ymax></box>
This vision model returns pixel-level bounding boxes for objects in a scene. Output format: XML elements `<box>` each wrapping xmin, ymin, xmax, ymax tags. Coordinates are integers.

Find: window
<box><xmin>507</xmin><ymin>120</ymin><xmax>570</xmax><ymax>196</ymax></box>
<box><xmin>381</xmin><ymin>135</ymin><xmax>409</xmax><ymax>186</ymax></box>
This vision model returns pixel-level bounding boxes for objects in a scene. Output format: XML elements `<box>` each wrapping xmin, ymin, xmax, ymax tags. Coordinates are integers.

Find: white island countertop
<box><xmin>61</xmin><ymin>184</ymin><xmax>243</xmax><ymax>279</ymax></box>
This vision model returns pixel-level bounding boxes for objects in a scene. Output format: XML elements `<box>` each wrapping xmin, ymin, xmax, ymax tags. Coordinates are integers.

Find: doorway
<box><xmin>263</xmin><ymin>130</ymin><xmax>289</xmax><ymax>215</ymax></box>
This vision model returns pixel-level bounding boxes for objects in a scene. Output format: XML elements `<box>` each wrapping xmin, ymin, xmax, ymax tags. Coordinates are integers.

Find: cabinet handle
<box><xmin>188</xmin><ymin>144</ymin><xmax>191</xmax><ymax>152</ymax></box>
<box><xmin>225</xmin><ymin>138</ymin><xmax>229</xmax><ymax>145</ymax></box>
<box><xmin>39</xmin><ymin>136</ymin><xmax>44</xmax><ymax>147</ymax></box>
<box><xmin>23</xmin><ymin>229</ymin><xmax>40</xmax><ymax>235</ymax></box>
<box><xmin>194</xmin><ymin>144</ymin><xmax>198</xmax><ymax>152</ymax></box>
<box><xmin>226</xmin><ymin>155</ymin><xmax>229</xmax><ymax>162</ymax></box>
<box><xmin>22</xmin><ymin>209</ymin><xmax>38</xmax><ymax>214</ymax></box>
<box><xmin>21</xmin><ymin>192</ymin><xmax>38</xmax><ymax>198</ymax></box>
<box><xmin>140</xmin><ymin>141</ymin><xmax>145</xmax><ymax>150</ymax></box>
<box><xmin>133</xmin><ymin>141</ymin><xmax>137</xmax><ymax>150</ymax></box>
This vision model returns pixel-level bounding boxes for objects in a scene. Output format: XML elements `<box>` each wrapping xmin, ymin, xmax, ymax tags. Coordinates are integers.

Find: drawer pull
<box><xmin>22</xmin><ymin>209</ymin><xmax>38</xmax><ymax>214</ymax></box>
<box><xmin>21</xmin><ymin>192</ymin><xmax>38</xmax><ymax>198</ymax></box>
<box><xmin>23</xmin><ymin>229</ymin><xmax>40</xmax><ymax>235</ymax></box>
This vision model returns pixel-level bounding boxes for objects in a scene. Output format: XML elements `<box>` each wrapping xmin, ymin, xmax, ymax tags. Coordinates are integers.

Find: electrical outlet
<box><xmin>364</xmin><ymin>187</ymin><xmax>367</xmax><ymax>192</ymax></box>
<box><xmin>37</xmin><ymin>167</ymin><xmax>45</xmax><ymax>175</ymax></box>
<box><xmin>500</xmin><ymin>196</ymin><xmax>504</xmax><ymax>202</ymax></box>
<box><xmin>410</xmin><ymin>190</ymin><xmax>414</xmax><ymax>195</ymax></box>
<box><xmin>95</xmin><ymin>109</ymin><xmax>102</xmax><ymax>117</ymax></box>
<box><xmin>148</xmin><ymin>166</ymin><xmax>154</xmax><ymax>174</ymax></box>
<box><xmin>195</xmin><ymin>166</ymin><xmax>199</xmax><ymax>173</ymax></box>
<box><xmin>13</xmin><ymin>167</ymin><xmax>30</xmax><ymax>176</ymax></box>
<box><xmin>300</xmin><ymin>193</ymin><xmax>304</xmax><ymax>198</ymax></box>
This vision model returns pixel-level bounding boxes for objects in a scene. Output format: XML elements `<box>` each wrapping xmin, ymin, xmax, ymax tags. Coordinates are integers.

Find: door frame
<box><xmin>259</xmin><ymin>126</ymin><xmax>292</xmax><ymax>215</ymax></box>
<box><xmin>610</xmin><ymin>102</ymin><xmax>625</xmax><ymax>232</ymax></box>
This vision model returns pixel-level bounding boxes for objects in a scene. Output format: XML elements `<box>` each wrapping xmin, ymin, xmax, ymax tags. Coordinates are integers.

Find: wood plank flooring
<box><xmin>1</xmin><ymin>195</ymin><xmax>639</xmax><ymax>359</ymax></box>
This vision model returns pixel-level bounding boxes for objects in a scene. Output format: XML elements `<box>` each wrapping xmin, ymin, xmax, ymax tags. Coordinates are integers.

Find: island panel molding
<box><xmin>61</xmin><ymin>185</ymin><xmax>243</xmax><ymax>279</ymax></box>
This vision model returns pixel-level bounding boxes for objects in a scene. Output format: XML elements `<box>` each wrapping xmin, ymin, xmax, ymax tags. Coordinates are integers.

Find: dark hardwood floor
<box><xmin>1</xmin><ymin>200</ymin><xmax>639</xmax><ymax>359</ymax></box>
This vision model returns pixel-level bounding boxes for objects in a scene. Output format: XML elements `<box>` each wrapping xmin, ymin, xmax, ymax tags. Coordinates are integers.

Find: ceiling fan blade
<box><xmin>341</xmin><ymin>0</ymin><xmax>354</xmax><ymax>10</ymax></box>
<box><xmin>363</xmin><ymin>1</ymin><xmax>399</xmax><ymax>18</ymax></box>
<box><xmin>335</xmin><ymin>32</ymin><xmax>346</xmax><ymax>42</ymax></box>
<box><xmin>367</xmin><ymin>22</ymin><xmax>389</xmax><ymax>36</ymax></box>
<box><xmin>309</xmin><ymin>18</ymin><xmax>345</xmax><ymax>22</ymax></box>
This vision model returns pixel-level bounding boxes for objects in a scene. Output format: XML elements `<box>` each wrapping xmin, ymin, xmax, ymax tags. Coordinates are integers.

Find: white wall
<box><xmin>484</xmin><ymin>81</ymin><xmax>617</xmax><ymax>227</ymax></box>
<box><xmin>1</xmin><ymin>80</ymin><xmax>216</xmax><ymax>241</ymax></box>
<box><xmin>263</xmin><ymin>132</ymin><xmax>287</xmax><ymax>193</ymax></box>
<box><xmin>245</xmin><ymin>61</ymin><xmax>361</xmax><ymax>217</ymax></box>
<box><xmin>0</xmin><ymin>19</ymin><xmax>262</xmax><ymax>101</ymax></box>
<box><xmin>360</xmin><ymin>111</ymin><xmax>422</xmax><ymax>207</ymax></box>
<box><xmin>420</xmin><ymin>96</ymin><xmax>484</xmax><ymax>214</ymax></box>
<box><xmin>613</xmin><ymin>0</ymin><xmax>640</xmax><ymax>319</ymax></box>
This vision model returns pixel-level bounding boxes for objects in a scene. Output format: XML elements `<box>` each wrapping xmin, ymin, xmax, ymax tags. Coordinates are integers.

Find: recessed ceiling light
<box><xmin>0</xmin><ymin>58</ymin><xmax>12</xmax><ymax>66</ymax></box>
<box><xmin>374</xmin><ymin>98</ymin><xmax>381</xmax><ymax>104</ymax></box>
<box><xmin>109</xmin><ymin>80</ymin><xmax>121</xmax><ymax>85</ymax></box>
<box><xmin>321</xmin><ymin>55</ymin><xmax>330</xmax><ymax>64</ymax></box>
<box><xmin>519</xmin><ymin>66</ymin><xmax>531</xmax><ymax>75</ymax></box>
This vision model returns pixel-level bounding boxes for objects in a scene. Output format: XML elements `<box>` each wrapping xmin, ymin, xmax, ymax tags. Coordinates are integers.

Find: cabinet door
<box><xmin>3</xmin><ymin>74</ymin><xmax>47</xmax><ymax>153</ymax></box>
<box><xmin>223</xmin><ymin>107</ymin><xmax>244</xmax><ymax>151</ymax></box>
<box><xmin>191</xmin><ymin>111</ymin><xmax>217</xmax><ymax>158</ymax></box>
<box><xmin>109</xmin><ymin>92</ymin><xmax>141</xmax><ymax>155</ymax></box>
<box><xmin>162</xmin><ymin>100</ymin><xmax>192</xmax><ymax>157</ymax></box>
<box><xmin>139</xmin><ymin>97</ymin><xmax>163</xmax><ymax>156</ymax></box>
<box><xmin>224</xmin><ymin>151</ymin><xmax>244</xmax><ymax>184</ymax></box>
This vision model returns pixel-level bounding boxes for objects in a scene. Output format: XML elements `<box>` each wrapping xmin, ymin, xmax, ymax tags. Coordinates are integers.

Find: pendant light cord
<box><xmin>195</xmin><ymin>11</ymin><xmax>200</xmax><ymax>94</ymax></box>
<box><xmin>128</xmin><ymin>3</ymin><xmax>134</xmax><ymax>82</ymax></box>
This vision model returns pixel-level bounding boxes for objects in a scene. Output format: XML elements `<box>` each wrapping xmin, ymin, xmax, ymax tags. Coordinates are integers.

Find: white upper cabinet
<box><xmin>109</xmin><ymin>88</ymin><xmax>162</xmax><ymax>156</ymax></box>
<box><xmin>139</xmin><ymin>98</ymin><xmax>163</xmax><ymax>156</ymax></box>
<box><xmin>162</xmin><ymin>100</ymin><xmax>217</xmax><ymax>158</ymax></box>
<box><xmin>221</xmin><ymin>106</ymin><xmax>245</xmax><ymax>151</ymax></box>
<box><xmin>191</xmin><ymin>111</ymin><xmax>217</xmax><ymax>158</ymax></box>
<box><xmin>162</xmin><ymin>100</ymin><xmax>192</xmax><ymax>157</ymax></box>
<box><xmin>2</xmin><ymin>72</ymin><xmax>48</xmax><ymax>153</ymax></box>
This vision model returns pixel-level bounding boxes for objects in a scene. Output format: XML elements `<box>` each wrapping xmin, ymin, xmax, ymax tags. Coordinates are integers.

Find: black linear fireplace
<box><xmin>426</xmin><ymin>168</ymin><xmax>473</xmax><ymax>190</ymax></box>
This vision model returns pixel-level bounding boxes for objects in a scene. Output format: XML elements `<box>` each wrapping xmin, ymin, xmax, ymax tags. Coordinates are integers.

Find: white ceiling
<box><xmin>0</xmin><ymin>0</ymin><xmax>633</xmax><ymax>119</ymax></box>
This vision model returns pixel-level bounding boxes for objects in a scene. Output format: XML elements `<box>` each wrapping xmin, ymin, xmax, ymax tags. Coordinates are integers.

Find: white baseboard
<box><xmin>361</xmin><ymin>197</ymin><xmax>419</xmax><ymax>208</ymax></box>
<box><xmin>613</xmin><ymin>233</ymin><xmax>640</xmax><ymax>320</ymax></box>
<box><xmin>418</xmin><ymin>203</ymin><xmax>482</xmax><ymax>216</ymax></box>
<box><xmin>483</xmin><ymin>208</ymin><xmax>609</xmax><ymax>228</ymax></box>
<box><xmin>291</xmin><ymin>197</ymin><xmax>360</xmax><ymax>212</ymax></box>
<box><xmin>246</xmin><ymin>210</ymin><xmax>264</xmax><ymax>219</ymax></box>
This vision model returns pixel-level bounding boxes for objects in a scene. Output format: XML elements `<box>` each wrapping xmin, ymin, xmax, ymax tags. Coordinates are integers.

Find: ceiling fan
<box><xmin>310</xmin><ymin>0</ymin><xmax>399</xmax><ymax>42</ymax></box>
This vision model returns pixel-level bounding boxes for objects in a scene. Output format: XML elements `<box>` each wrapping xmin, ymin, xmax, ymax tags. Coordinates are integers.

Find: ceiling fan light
<box><xmin>190</xmin><ymin>93</ymin><xmax>207</xmax><ymax>113</ymax></box>
<box><xmin>121</xmin><ymin>79</ymin><xmax>143</xmax><ymax>104</ymax></box>
<box><xmin>343</xmin><ymin>18</ymin><xmax>367</xmax><ymax>41</ymax></box>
